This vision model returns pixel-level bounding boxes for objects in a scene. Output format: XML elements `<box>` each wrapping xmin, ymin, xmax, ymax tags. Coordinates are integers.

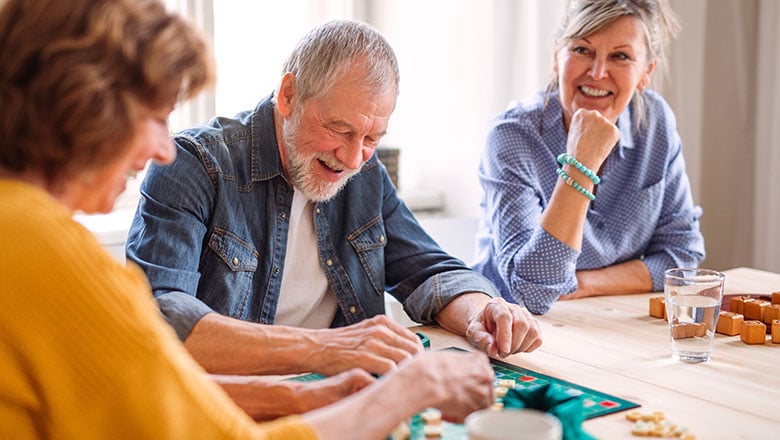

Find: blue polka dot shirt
<box><xmin>471</xmin><ymin>90</ymin><xmax>705</xmax><ymax>314</ymax></box>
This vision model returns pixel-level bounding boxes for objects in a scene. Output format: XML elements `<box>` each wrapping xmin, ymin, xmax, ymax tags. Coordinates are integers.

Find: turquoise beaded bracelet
<box><xmin>557</xmin><ymin>153</ymin><xmax>600</xmax><ymax>185</ymax></box>
<box><xmin>556</xmin><ymin>168</ymin><xmax>595</xmax><ymax>201</ymax></box>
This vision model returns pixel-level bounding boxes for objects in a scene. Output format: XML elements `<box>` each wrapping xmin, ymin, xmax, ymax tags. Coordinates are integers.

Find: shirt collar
<box><xmin>615</xmin><ymin>107</ymin><xmax>635</xmax><ymax>159</ymax></box>
<box><xmin>250</xmin><ymin>94</ymin><xmax>286</xmax><ymax>181</ymax></box>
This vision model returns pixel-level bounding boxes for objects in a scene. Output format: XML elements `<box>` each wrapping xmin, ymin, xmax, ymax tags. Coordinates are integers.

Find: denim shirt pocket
<box><xmin>206</xmin><ymin>227</ymin><xmax>258</xmax><ymax>317</ymax></box>
<box><xmin>348</xmin><ymin>217</ymin><xmax>387</xmax><ymax>297</ymax></box>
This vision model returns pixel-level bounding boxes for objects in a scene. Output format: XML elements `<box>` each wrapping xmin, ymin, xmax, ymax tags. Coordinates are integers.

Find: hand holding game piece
<box><xmin>465</xmin><ymin>297</ymin><xmax>543</xmax><ymax>357</ymax></box>
<box><xmin>391</xmin><ymin>350</ymin><xmax>495</xmax><ymax>423</ymax></box>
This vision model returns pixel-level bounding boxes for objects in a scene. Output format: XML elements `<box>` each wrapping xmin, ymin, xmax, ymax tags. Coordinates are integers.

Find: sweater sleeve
<box><xmin>0</xmin><ymin>182</ymin><xmax>319</xmax><ymax>440</ymax></box>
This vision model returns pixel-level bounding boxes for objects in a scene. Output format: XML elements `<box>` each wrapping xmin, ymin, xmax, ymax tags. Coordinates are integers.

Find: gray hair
<box><xmin>549</xmin><ymin>0</ymin><xmax>680</xmax><ymax>129</ymax></box>
<box><xmin>277</xmin><ymin>19</ymin><xmax>399</xmax><ymax>105</ymax></box>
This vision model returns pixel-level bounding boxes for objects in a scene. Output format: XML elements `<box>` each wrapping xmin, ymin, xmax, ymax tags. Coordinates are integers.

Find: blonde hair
<box><xmin>549</xmin><ymin>0</ymin><xmax>680</xmax><ymax>128</ymax></box>
<box><xmin>0</xmin><ymin>0</ymin><xmax>215</xmax><ymax>187</ymax></box>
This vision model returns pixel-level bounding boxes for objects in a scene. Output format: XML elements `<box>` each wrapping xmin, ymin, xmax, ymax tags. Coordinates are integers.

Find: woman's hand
<box><xmin>565</xmin><ymin>108</ymin><xmax>620</xmax><ymax>172</ymax></box>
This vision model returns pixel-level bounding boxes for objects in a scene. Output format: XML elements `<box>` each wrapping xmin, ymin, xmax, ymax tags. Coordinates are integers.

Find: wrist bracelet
<box><xmin>556</xmin><ymin>168</ymin><xmax>595</xmax><ymax>201</ymax></box>
<box><xmin>557</xmin><ymin>153</ymin><xmax>600</xmax><ymax>185</ymax></box>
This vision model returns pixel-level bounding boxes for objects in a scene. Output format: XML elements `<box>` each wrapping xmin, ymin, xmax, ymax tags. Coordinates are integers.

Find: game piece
<box><xmin>772</xmin><ymin>320</ymin><xmax>780</xmax><ymax>344</ymax></box>
<box><xmin>494</xmin><ymin>386</ymin><xmax>509</xmax><ymax>398</ymax></box>
<box><xmin>772</xmin><ymin>291</ymin><xmax>780</xmax><ymax>305</ymax></box>
<box><xmin>625</xmin><ymin>411</ymin><xmax>643</xmax><ymax>422</ymax></box>
<box><xmin>422</xmin><ymin>424</ymin><xmax>443</xmax><ymax>438</ymax></box>
<box><xmin>763</xmin><ymin>304</ymin><xmax>780</xmax><ymax>325</ymax></box>
<box><xmin>649</xmin><ymin>296</ymin><xmax>665</xmax><ymax>319</ymax></box>
<box><xmin>689</xmin><ymin>322</ymin><xmax>706</xmax><ymax>337</ymax></box>
<box><xmin>670</xmin><ymin>322</ymin><xmax>705</xmax><ymax>339</ymax></box>
<box><xmin>420</xmin><ymin>409</ymin><xmax>441</xmax><ymax>425</ymax></box>
<box><xmin>625</xmin><ymin>410</ymin><xmax>694</xmax><ymax>439</ymax></box>
<box><xmin>390</xmin><ymin>420</ymin><xmax>410</xmax><ymax>440</ymax></box>
<box><xmin>490</xmin><ymin>402</ymin><xmax>504</xmax><ymax>410</ymax></box>
<box><xmin>730</xmin><ymin>296</ymin><xmax>747</xmax><ymax>314</ymax></box>
<box><xmin>497</xmin><ymin>379</ymin><xmax>516</xmax><ymax>388</ymax></box>
<box><xmin>740</xmin><ymin>320</ymin><xmax>767</xmax><ymax>345</ymax></box>
<box><xmin>716</xmin><ymin>311</ymin><xmax>743</xmax><ymax>336</ymax></box>
<box><xmin>743</xmin><ymin>299</ymin><xmax>770</xmax><ymax>321</ymax></box>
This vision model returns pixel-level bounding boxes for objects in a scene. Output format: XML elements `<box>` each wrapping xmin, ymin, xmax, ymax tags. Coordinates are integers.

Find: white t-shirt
<box><xmin>274</xmin><ymin>190</ymin><xmax>338</xmax><ymax>328</ymax></box>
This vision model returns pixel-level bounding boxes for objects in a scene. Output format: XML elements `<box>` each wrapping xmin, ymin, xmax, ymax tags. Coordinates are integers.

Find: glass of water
<box><xmin>664</xmin><ymin>268</ymin><xmax>726</xmax><ymax>362</ymax></box>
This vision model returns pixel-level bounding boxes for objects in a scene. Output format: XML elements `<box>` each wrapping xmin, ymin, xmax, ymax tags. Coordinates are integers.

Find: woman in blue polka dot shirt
<box><xmin>472</xmin><ymin>0</ymin><xmax>705</xmax><ymax>314</ymax></box>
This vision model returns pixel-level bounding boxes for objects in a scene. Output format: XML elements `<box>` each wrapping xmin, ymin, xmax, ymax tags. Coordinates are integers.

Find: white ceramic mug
<box><xmin>465</xmin><ymin>408</ymin><xmax>563</xmax><ymax>440</ymax></box>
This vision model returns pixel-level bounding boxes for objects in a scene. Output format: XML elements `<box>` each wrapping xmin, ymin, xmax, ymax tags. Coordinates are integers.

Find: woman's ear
<box><xmin>638</xmin><ymin>59</ymin><xmax>658</xmax><ymax>92</ymax></box>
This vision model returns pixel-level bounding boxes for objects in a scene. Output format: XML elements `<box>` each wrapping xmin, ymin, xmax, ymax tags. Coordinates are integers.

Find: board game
<box><xmin>290</xmin><ymin>345</ymin><xmax>639</xmax><ymax>439</ymax></box>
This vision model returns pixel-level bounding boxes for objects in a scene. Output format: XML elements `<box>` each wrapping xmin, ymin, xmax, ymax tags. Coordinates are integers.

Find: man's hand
<box><xmin>390</xmin><ymin>350</ymin><xmax>494</xmax><ymax>423</ymax></box>
<box><xmin>466</xmin><ymin>297</ymin><xmax>542</xmax><ymax>357</ymax></box>
<box><xmin>304</xmin><ymin>314</ymin><xmax>424</xmax><ymax>376</ymax></box>
<box><xmin>436</xmin><ymin>294</ymin><xmax>542</xmax><ymax>358</ymax></box>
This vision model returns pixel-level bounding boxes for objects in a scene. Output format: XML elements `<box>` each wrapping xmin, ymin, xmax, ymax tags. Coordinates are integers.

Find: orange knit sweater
<box><xmin>0</xmin><ymin>179</ymin><xmax>318</xmax><ymax>440</ymax></box>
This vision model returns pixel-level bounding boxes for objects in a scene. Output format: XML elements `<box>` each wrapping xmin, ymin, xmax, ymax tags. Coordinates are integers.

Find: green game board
<box><xmin>290</xmin><ymin>346</ymin><xmax>639</xmax><ymax>439</ymax></box>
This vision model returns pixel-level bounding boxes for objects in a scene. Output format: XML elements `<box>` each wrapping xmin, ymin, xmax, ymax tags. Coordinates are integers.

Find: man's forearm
<box><xmin>184</xmin><ymin>312</ymin><xmax>318</xmax><ymax>375</ymax></box>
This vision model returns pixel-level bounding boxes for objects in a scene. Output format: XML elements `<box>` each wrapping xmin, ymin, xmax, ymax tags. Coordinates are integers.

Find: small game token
<box><xmin>625</xmin><ymin>410</ymin><xmax>643</xmax><ymax>422</ymax></box>
<box><xmin>422</xmin><ymin>424</ymin><xmax>443</xmax><ymax>438</ymax></box>
<box><xmin>497</xmin><ymin>379</ymin><xmax>516</xmax><ymax>388</ymax></box>
<box><xmin>420</xmin><ymin>409</ymin><xmax>441</xmax><ymax>425</ymax></box>
<box><xmin>494</xmin><ymin>387</ymin><xmax>508</xmax><ymax>397</ymax></box>
<box><xmin>390</xmin><ymin>420</ymin><xmax>410</xmax><ymax>440</ymax></box>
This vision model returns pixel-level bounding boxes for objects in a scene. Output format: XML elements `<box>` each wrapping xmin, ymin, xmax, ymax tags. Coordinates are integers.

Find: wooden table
<box><xmin>414</xmin><ymin>267</ymin><xmax>780</xmax><ymax>439</ymax></box>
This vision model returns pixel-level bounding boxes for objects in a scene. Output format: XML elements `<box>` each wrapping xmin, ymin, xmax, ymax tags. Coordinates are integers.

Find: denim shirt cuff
<box><xmin>403</xmin><ymin>269</ymin><xmax>499</xmax><ymax>324</ymax></box>
<box><xmin>156</xmin><ymin>291</ymin><xmax>215</xmax><ymax>341</ymax></box>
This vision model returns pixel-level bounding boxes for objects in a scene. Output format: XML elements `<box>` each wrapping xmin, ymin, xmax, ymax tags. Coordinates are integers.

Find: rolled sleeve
<box><xmin>510</xmin><ymin>228</ymin><xmax>579</xmax><ymax>314</ymax></box>
<box><xmin>156</xmin><ymin>292</ymin><xmax>215</xmax><ymax>340</ymax></box>
<box><xmin>403</xmin><ymin>269</ymin><xmax>499</xmax><ymax>324</ymax></box>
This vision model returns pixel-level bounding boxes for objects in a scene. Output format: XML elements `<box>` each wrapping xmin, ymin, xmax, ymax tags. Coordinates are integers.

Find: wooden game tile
<box><xmin>763</xmin><ymin>304</ymin><xmax>780</xmax><ymax>324</ymax></box>
<box><xmin>730</xmin><ymin>296</ymin><xmax>747</xmax><ymax>314</ymax></box>
<box><xmin>772</xmin><ymin>292</ymin><xmax>780</xmax><ymax>305</ymax></box>
<box><xmin>670</xmin><ymin>323</ymin><xmax>689</xmax><ymax>339</ymax></box>
<box><xmin>670</xmin><ymin>322</ymin><xmax>706</xmax><ymax>339</ymax></box>
<box><xmin>716</xmin><ymin>311</ymin><xmax>743</xmax><ymax>336</ymax></box>
<box><xmin>743</xmin><ymin>299</ymin><xmax>770</xmax><ymax>321</ymax></box>
<box><xmin>740</xmin><ymin>320</ymin><xmax>767</xmax><ymax>345</ymax></box>
<box><xmin>649</xmin><ymin>296</ymin><xmax>665</xmax><ymax>319</ymax></box>
<box><xmin>772</xmin><ymin>320</ymin><xmax>780</xmax><ymax>344</ymax></box>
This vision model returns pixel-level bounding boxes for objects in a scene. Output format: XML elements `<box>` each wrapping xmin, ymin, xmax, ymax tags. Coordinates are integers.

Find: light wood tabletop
<box><xmin>414</xmin><ymin>267</ymin><xmax>780</xmax><ymax>439</ymax></box>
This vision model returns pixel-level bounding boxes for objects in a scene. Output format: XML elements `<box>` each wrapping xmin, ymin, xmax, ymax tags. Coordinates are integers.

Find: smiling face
<box><xmin>67</xmin><ymin>108</ymin><xmax>175</xmax><ymax>213</ymax></box>
<box><xmin>276</xmin><ymin>64</ymin><xmax>396</xmax><ymax>202</ymax></box>
<box><xmin>554</xmin><ymin>15</ymin><xmax>656</xmax><ymax>129</ymax></box>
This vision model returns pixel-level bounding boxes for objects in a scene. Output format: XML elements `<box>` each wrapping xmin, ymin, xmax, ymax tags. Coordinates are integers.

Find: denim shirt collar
<box><xmin>251</xmin><ymin>94</ymin><xmax>286</xmax><ymax>182</ymax></box>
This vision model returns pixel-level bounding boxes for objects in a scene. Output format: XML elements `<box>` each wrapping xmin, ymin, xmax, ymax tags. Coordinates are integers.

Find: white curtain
<box><xmin>667</xmin><ymin>0</ymin><xmax>780</xmax><ymax>273</ymax></box>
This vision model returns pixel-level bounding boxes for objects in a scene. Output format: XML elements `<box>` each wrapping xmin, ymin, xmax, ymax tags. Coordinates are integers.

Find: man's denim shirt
<box><xmin>126</xmin><ymin>95</ymin><xmax>499</xmax><ymax>340</ymax></box>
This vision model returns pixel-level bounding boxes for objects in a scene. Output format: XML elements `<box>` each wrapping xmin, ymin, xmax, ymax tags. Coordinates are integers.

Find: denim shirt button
<box><xmin>379</xmin><ymin>235</ymin><xmax>385</xmax><ymax>243</ymax></box>
<box><xmin>348</xmin><ymin>306</ymin><xmax>357</xmax><ymax>314</ymax></box>
<box><xmin>273</xmin><ymin>267</ymin><xmax>280</xmax><ymax>274</ymax></box>
<box><xmin>232</xmin><ymin>257</ymin><xmax>239</xmax><ymax>266</ymax></box>
<box><xmin>315</xmin><ymin>207</ymin><xmax>321</xmax><ymax>214</ymax></box>
<box><xmin>280</xmin><ymin>212</ymin><xmax>286</xmax><ymax>220</ymax></box>
<box><xmin>325</xmin><ymin>259</ymin><xmax>333</xmax><ymax>266</ymax></box>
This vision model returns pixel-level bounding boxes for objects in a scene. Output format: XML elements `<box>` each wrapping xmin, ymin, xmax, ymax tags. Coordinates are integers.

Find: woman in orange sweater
<box><xmin>0</xmin><ymin>0</ymin><xmax>494</xmax><ymax>438</ymax></box>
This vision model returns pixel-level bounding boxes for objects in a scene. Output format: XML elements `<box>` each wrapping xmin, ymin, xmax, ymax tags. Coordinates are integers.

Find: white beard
<box><xmin>282</xmin><ymin>109</ymin><xmax>362</xmax><ymax>202</ymax></box>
